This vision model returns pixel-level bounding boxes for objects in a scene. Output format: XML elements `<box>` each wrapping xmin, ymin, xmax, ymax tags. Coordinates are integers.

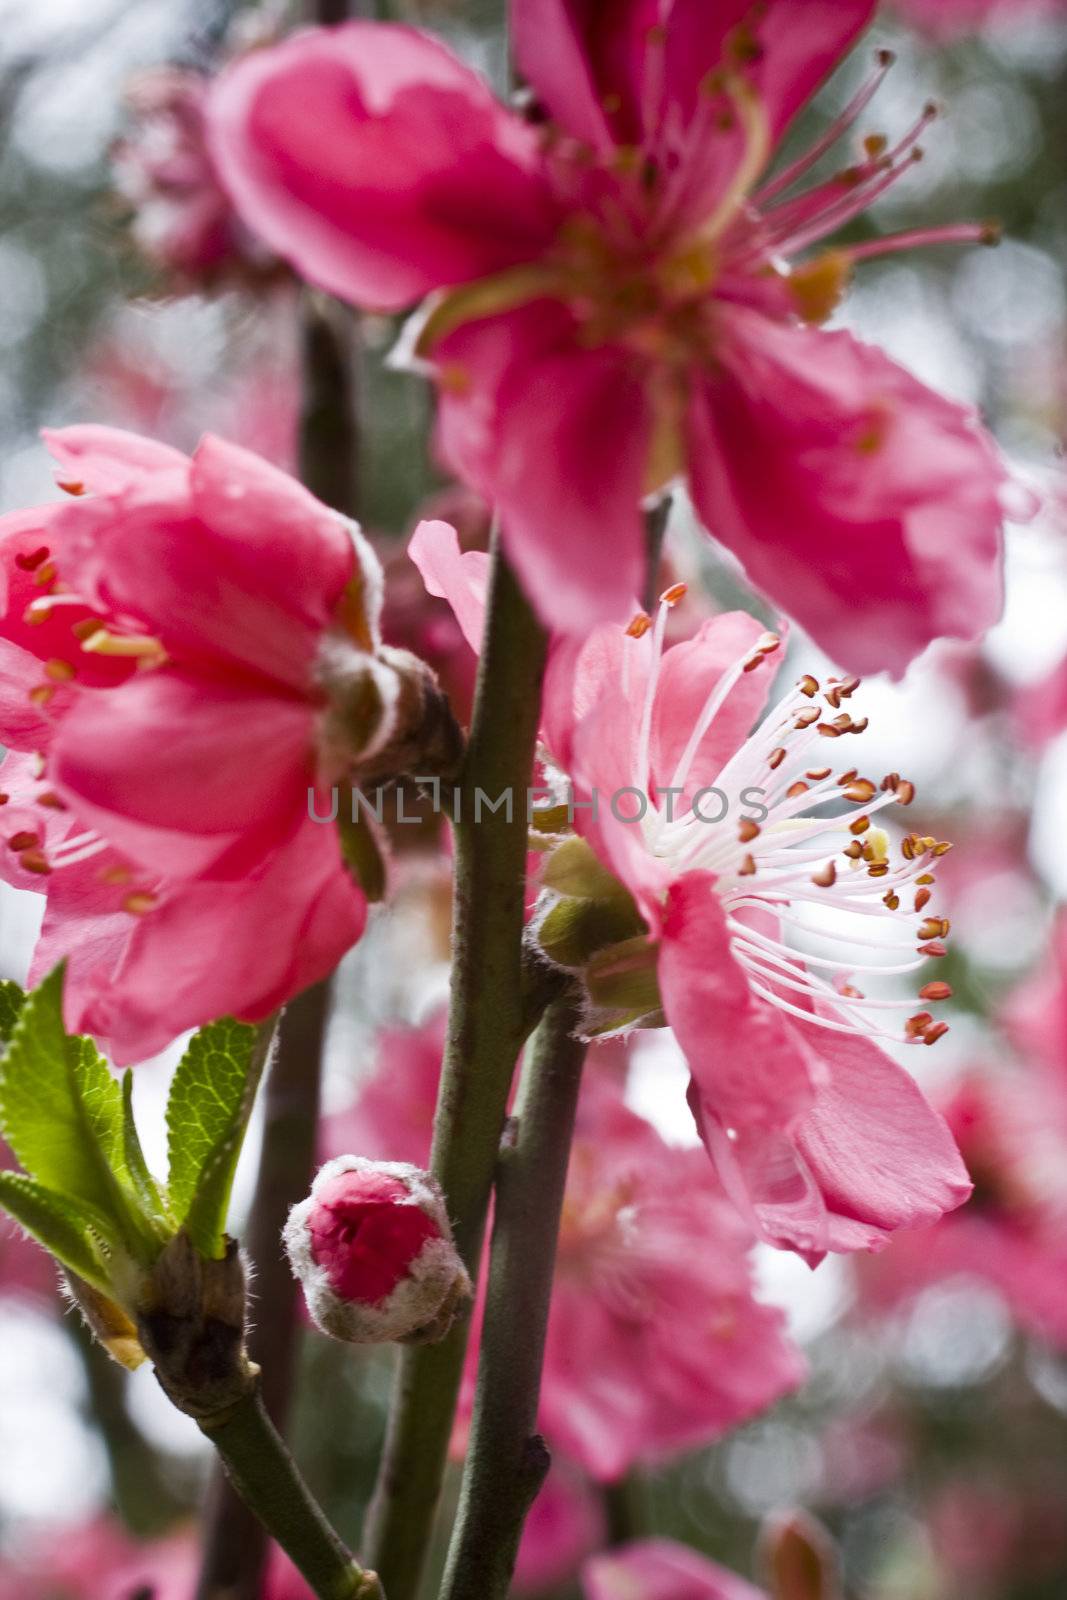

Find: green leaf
<box><xmin>0</xmin><ymin>1171</ymin><xmax>113</xmax><ymax>1294</ymax></box>
<box><xmin>0</xmin><ymin>981</ymin><xmax>25</xmax><ymax>1047</ymax></box>
<box><xmin>0</xmin><ymin>966</ymin><xmax>158</xmax><ymax>1261</ymax></box>
<box><xmin>166</xmin><ymin>1017</ymin><xmax>272</xmax><ymax>1259</ymax></box>
<box><xmin>121</xmin><ymin>1072</ymin><xmax>169</xmax><ymax>1227</ymax></box>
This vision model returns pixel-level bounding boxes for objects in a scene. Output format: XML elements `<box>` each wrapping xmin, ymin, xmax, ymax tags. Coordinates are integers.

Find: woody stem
<box><xmin>362</xmin><ymin>527</ymin><xmax>549</xmax><ymax>1600</ymax></box>
<box><xmin>439</xmin><ymin>992</ymin><xmax>588</xmax><ymax>1600</ymax></box>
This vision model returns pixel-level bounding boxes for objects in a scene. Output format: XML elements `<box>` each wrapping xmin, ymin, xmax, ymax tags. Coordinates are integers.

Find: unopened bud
<box><xmin>284</xmin><ymin>1157</ymin><xmax>471</xmax><ymax>1344</ymax></box>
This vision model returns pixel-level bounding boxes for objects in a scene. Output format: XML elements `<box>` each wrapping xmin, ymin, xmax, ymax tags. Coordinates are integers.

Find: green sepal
<box><xmin>537</xmin><ymin>895</ymin><xmax>648</xmax><ymax>970</ymax></box>
<box><xmin>166</xmin><ymin>1017</ymin><xmax>272</xmax><ymax>1260</ymax></box>
<box><xmin>585</xmin><ymin>935</ymin><xmax>664</xmax><ymax>1017</ymax></box>
<box><xmin>540</xmin><ymin>837</ymin><xmax>634</xmax><ymax>902</ymax></box>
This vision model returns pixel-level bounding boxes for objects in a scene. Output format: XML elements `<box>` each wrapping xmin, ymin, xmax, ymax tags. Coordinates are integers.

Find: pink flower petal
<box><xmin>51</xmin><ymin>670</ymin><xmax>315</xmax><ymax>880</ymax></box>
<box><xmin>649</xmin><ymin>611</ymin><xmax>778</xmax><ymax>804</ymax></box>
<box><xmin>789</xmin><ymin>1020</ymin><xmax>974</xmax><ymax>1255</ymax></box>
<box><xmin>435</xmin><ymin>303</ymin><xmax>651</xmax><ymax>632</ymax></box>
<box><xmin>41</xmin><ymin>425</ymin><xmax>187</xmax><ymax>495</ymax></box>
<box><xmin>208</xmin><ymin>23</ymin><xmax>559</xmax><ymax>311</ymax></box>
<box><xmin>664</xmin><ymin>0</ymin><xmax>877</xmax><ymax>145</ymax></box>
<box><xmin>660</xmin><ymin>871</ymin><xmax>814</xmax><ymax>1130</ymax></box>
<box><xmin>73</xmin><ymin>816</ymin><xmax>365</xmax><ymax>1065</ymax></box>
<box><xmin>512</xmin><ymin>0</ymin><xmax>655</xmax><ymax>153</ymax></box>
<box><xmin>190</xmin><ymin>434</ymin><xmax>355</xmax><ymax>624</ymax></box>
<box><xmin>688</xmin><ymin>314</ymin><xmax>1006</xmax><ymax>676</ymax></box>
<box><xmin>407</xmin><ymin>518</ymin><xmax>489</xmax><ymax>655</ymax></box>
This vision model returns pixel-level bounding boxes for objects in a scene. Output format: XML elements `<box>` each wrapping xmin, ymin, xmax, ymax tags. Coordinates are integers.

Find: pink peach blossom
<box><xmin>411</xmin><ymin>520</ymin><xmax>971</xmax><ymax>1262</ymax></box>
<box><xmin>208</xmin><ymin>3</ymin><xmax>1010</xmax><ymax>673</ymax></box>
<box><xmin>513</xmin><ymin>1460</ymin><xmax>606</xmax><ymax>1595</ymax></box>
<box><xmin>583</xmin><ymin>1539</ymin><xmax>767</xmax><ymax>1600</ymax></box>
<box><xmin>511</xmin><ymin>1072</ymin><xmax>805</xmax><ymax>1479</ymax></box>
<box><xmin>113</xmin><ymin>67</ymin><xmax>277</xmax><ymax>281</ymax></box>
<box><xmin>0</xmin><ymin>427</ymin><xmax>381</xmax><ymax>1060</ymax></box>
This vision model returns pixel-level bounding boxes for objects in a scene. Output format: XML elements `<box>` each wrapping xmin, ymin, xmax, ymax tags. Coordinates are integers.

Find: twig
<box><xmin>439</xmin><ymin>993</ymin><xmax>587</xmax><ymax>1600</ymax></box>
<box><xmin>362</xmin><ymin>530</ymin><xmax>549</xmax><ymax>1600</ymax></box>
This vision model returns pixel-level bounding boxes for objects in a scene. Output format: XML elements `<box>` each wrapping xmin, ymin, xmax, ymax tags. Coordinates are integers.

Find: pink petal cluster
<box><xmin>582</xmin><ymin>1538</ymin><xmax>768</xmax><ymax>1600</ymax></box>
<box><xmin>411</xmin><ymin>519</ymin><xmax>972</xmax><ymax>1263</ymax></box>
<box><xmin>0</xmin><ymin>427</ymin><xmax>379</xmax><ymax>1062</ymax></box>
<box><xmin>327</xmin><ymin>1009</ymin><xmax>803</xmax><ymax>1483</ymax></box>
<box><xmin>207</xmin><ymin>2</ymin><xmax>1010</xmax><ymax>674</ymax></box>
<box><xmin>113</xmin><ymin>67</ymin><xmax>276</xmax><ymax>282</ymax></box>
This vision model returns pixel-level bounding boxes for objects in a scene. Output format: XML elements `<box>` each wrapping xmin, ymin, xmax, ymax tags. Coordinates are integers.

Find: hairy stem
<box><xmin>201</xmin><ymin>1390</ymin><xmax>382</xmax><ymax>1600</ymax></box>
<box><xmin>439</xmin><ymin>993</ymin><xmax>587</xmax><ymax>1600</ymax></box>
<box><xmin>195</xmin><ymin>982</ymin><xmax>333</xmax><ymax>1600</ymax></box>
<box><xmin>363</xmin><ymin>531</ymin><xmax>549</xmax><ymax>1600</ymax></box>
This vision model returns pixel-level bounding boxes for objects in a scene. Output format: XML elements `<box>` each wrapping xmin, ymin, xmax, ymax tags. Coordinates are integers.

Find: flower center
<box><xmin>627</xmin><ymin>590</ymin><xmax>954</xmax><ymax>1048</ymax></box>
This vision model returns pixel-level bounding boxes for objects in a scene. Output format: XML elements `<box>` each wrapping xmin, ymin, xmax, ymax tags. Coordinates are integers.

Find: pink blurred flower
<box><xmin>113</xmin><ymin>67</ymin><xmax>279</xmax><ymax>282</ymax></box>
<box><xmin>326</xmin><ymin>1009</ymin><xmax>802</xmax><ymax>1479</ymax></box>
<box><xmin>412</xmin><ymin>520</ymin><xmax>971</xmax><ymax>1263</ymax></box>
<box><xmin>857</xmin><ymin>1069</ymin><xmax>1067</xmax><ymax>1346</ymax></box>
<box><xmin>513</xmin><ymin>1459</ymin><xmax>606</xmax><ymax>1595</ymax></box>
<box><xmin>1001</xmin><ymin>907</ymin><xmax>1067</xmax><ymax>1084</ymax></box>
<box><xmin>1015</xmin><ymin>651</ymin><xmax>1067</xmax><ymax>750</ymax></box>
<box><xmin>207</xmin><ymin>4</ymin><xmax>1010</xmax><ymax>672</ymax></box>
<box><xmin>512</xmin><ymin>1074</ymin><xmax>805</xmax><ymax>1479</ymax></box>
<box><xmin>21</xmin><ymin>1518</ymin><xmax>314</xmax><ymax>1600</ymax></box>
<box><xmin>0</xmin><ymin>426</ymin><xmax>386</xmax><ymax>1060</ymax></box>
<box><xmin>324</xmin><ymin>1007</ymin><xmax>446</xmax><ymax>1168</ymax></box>
<box><xmin>583</xmin><ymin>1539</ymin><xmax>767</xmax><ymax>1600</ymax></box>
<box><xmin>76</xmin><ymin>314</ymin><xmax>300</xmax><ymax>469</ymax></box>
<box><xmin>891</xmin><ymin>0</ymin><xmax>1067</xmax><ymax>39</ymax></box>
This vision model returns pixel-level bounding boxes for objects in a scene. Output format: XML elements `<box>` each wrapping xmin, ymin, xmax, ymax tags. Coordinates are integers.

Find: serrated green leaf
<box><xmin>0</xmin><ymin>966</ymin><xmax>159</xmax><ymax>1262</ymax></box>
<box><xmin>121</xmin><ymin>1072</ymin><xmax>169</xmax><ymax>1226</ymax></box>
<box><xmin>0</xmin><ymin>981</ymin><xmax>25</xmax><ymax>1047</ymax></box>
<box><xmin>166</xmin><ymin>1017</ymin><xmax>273</xmax><ymax>1259</ymax></box>
<box><xmin>0</xmin><ymin>1171</ymin><xmax>114</xmax><ymax>1294</ymax></box>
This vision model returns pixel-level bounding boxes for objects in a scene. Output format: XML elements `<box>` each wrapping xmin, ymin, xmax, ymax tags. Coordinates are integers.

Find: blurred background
<box><xmin>2</xmin><ymin>0</ymin><xmax>1067</xmax><ymax>1596</ymax></box>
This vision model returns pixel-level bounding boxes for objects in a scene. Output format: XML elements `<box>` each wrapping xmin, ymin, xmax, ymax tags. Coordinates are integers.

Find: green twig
<box><xmin>202</xmin><ymin>1389</ymin><xmax>382</xmax><ymax>1600</ymax></box>
<box><xmin>362</xmin><ymin>530</ymin><xmax>549</xmax><ymax>1600</ymax></box>
<box><xmin>439</xmin><ymin>993</ymin><xmax>587</xmax><ymax>1600</ymax></box>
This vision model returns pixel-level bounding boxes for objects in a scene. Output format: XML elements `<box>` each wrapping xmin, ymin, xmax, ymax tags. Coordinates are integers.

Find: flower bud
<box><xmin>284</xmin><ymin>1157</ymin><xmax>471</xmax><ymax>1344</ymax></box>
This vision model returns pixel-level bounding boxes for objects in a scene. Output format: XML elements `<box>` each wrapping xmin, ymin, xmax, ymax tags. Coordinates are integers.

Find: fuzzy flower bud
<box><xmin>284</xmin><ymin>1156</ymin><xmax>471</xmax><ymax>1344</ymax></box>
